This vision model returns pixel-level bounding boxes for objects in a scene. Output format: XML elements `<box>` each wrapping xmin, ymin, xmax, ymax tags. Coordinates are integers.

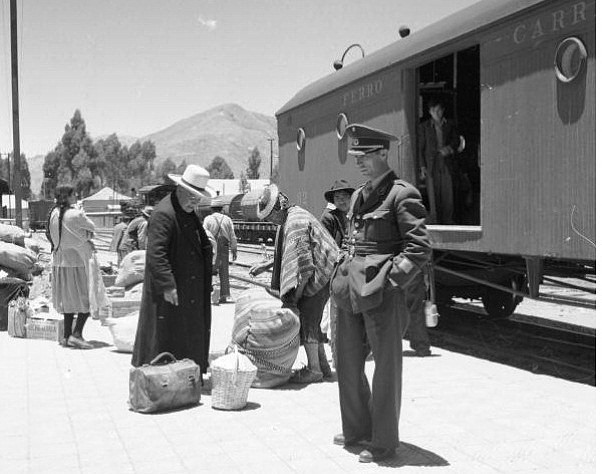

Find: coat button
<box><xmin>191</xmin><ymin>276</ymin><xmax>196</xmax><ymax>280</ymax></box>
<box><xmin>191</xmin><ymin>299</ymin><xmax>195</xmax><ymax>304</ymax></box>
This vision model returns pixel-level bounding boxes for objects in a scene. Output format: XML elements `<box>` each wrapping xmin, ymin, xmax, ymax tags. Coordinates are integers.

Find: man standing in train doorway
<box><xmin>330</xmin><ymin>123</ymin><xmax>431</xmax><ymax>463</ymax></box>
<box><xmin>418</xmin><ymin>98</ymin><xmax>460</xmax><ymax>224</ymax></box>
<box><xmin>203</xmin><ymin>200</ymin><xmax>238</xmax><ymax>304</ymax></box>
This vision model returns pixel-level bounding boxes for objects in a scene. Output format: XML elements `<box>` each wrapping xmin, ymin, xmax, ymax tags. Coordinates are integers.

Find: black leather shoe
<box><xmin>358</xmin><ymin>447</ymin><xmax>396</xmax><ymax>463</ymax></box>
<box><xmin>333</xmin><ymin>433</ymin><xmax>369</xmax><ymax>447</ymax></box>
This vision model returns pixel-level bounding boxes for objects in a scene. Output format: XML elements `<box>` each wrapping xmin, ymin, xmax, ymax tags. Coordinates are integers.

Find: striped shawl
<box><xmin>279</xmin><ymin>206</ymin><xmax>339</xmax><ymax>300</ymax></box>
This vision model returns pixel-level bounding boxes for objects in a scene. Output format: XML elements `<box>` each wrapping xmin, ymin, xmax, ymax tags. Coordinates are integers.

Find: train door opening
<box><xmin>417</xmin><ymin>45</ymin><xmax>481</xmax><ymax>225</ymax></box>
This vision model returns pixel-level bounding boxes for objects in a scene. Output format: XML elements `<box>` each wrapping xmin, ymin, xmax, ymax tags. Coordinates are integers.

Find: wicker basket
<box><xmin>210</xmin><ymin>346</ymin><xmax>257</xmax><ymax>410</ymax></box>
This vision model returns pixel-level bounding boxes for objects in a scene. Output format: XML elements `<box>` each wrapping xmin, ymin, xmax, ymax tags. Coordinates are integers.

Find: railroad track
<box><xmin>426</xmin><ymin>306</ymin><xmax>596</xmax><ymax>386</ymax></box>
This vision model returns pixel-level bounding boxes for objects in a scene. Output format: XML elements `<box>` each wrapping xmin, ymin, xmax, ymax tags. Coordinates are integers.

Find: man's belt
<box><xmin>347</xmin><ymin>241</ymin><xmax>404</xmax><ymax>256</ymax></box>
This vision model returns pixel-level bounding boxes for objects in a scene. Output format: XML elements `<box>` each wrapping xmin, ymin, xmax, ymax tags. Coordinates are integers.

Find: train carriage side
<box><xmin>276</xmin><ymin>0</ymin><xmax>595</xmax><ymax>317</ymax></box>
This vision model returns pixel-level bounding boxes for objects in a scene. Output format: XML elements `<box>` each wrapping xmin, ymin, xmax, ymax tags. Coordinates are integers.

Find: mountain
<box><xmin>26</xmin><ymin>103</ymin><xmax>277</xmax><ymax>197</ymax></box>
<box><xmin>142</xmin><ymin>103</ymin><xmax>277</xmax><ymax>178</ymax></box>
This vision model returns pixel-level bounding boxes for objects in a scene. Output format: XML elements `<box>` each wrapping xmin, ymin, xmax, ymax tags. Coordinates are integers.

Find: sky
<box><xmin>0</xmin><ymin>0</ymin><xmax>483</xmax><ymax>157</ymax></box>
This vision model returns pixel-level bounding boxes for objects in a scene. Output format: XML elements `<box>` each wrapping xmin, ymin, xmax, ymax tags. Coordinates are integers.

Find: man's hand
<box><xmin>420</xmin><ymin>166</ymin><xmax>427</xmax><ymax>181</ymax></box>
<box><xmin>249</xmin><ymin>263</ymin><xmax>266</xmax><ymax>277</ymax></box>
<box><xmin>232</xmin><ymin>251</ymin><xmax>237</xmax><ymax>262</ymax></box>
<box><xmin>164</xmin><ymin>288</ymin><xmax>178</xmax><ymax>306</ymax></box>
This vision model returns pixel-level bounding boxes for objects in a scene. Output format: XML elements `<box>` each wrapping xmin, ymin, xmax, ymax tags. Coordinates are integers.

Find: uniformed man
<box><xmin>331</xmin><ymin>124</ymin><xmax>432</xmax><ymax>463</ymax></box>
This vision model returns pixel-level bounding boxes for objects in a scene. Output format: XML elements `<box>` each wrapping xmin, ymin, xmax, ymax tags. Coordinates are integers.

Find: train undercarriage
<box><xmin>433</xmin><ymin>250</ymin><xmax>595</xmax><ymax>318</ymax></box>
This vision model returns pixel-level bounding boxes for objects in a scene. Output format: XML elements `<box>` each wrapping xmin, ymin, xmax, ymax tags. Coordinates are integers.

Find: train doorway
<box><xmin>417</xmin><ymin>45</ymin><xmax>481</xmax><ymax>225</ymax></box>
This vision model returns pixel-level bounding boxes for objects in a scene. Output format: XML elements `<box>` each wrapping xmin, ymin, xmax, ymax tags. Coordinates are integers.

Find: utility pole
<box><xmin>267</xmin><ymin>138</ymin><xmax>275</xmax><ymax>179</ymax></box>
<box><xmin>10</xmin><ymin>0</ymin><xmax>23</xmax><ymax>227</ymax></box>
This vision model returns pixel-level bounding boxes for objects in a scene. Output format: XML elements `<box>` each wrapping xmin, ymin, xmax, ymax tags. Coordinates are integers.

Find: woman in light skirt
<box><xmin>47</xmin><ymin>185</ymin><xmax>96</xmax><ymax>349</ymax></box>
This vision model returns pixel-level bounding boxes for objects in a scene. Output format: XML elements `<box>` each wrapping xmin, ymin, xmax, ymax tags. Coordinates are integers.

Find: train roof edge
<box><xmin>276</xmin><ymin>0</ymin><xmax>547</xmax><ymax>116</ymax></box>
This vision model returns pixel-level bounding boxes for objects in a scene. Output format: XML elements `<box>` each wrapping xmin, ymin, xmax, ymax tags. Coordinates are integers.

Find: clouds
<box><xmin>197</xmin><ymin>15</ymin><xmax>217</xmax><ymax>31</ymax></box>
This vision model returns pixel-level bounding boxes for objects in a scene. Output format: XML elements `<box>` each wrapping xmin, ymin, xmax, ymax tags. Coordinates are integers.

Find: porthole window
<box><xmin>296</xmin><ymin>128</ymin><xmax>306</xmax><ymax>151</ymax></box>
<box><xmin>555</xmin><ymin>37</ymin><xmax>587</xmax><ymax>83</ymax></box>
<box><xmin>336</xmin><ymin>113</ymin><xmax>349</xmax><ymax>140</ymax></box>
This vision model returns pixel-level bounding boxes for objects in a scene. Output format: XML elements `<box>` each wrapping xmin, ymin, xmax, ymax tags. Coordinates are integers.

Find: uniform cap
<box><xmin>345</xmin><ymin>123</ymin><xmax>399</xmax><ymax>156</ymax></box>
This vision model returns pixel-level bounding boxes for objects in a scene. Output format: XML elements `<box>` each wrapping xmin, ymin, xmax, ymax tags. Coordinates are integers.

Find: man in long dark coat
<box><xmin>132</xmin><ymin>165</ymin><xmax>214</xmax><ymax>373</ymax></box>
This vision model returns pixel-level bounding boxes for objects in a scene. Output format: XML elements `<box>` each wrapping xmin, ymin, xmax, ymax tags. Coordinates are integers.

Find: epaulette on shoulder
<box><xmin>393</xmin><ymin>179</ymin><xmax>409</xmax><ymax>187</ymax></box>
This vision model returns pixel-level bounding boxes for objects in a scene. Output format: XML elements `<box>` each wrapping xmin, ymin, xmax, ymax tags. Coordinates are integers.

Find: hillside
<box><xmin>26</xmin><ymin>103</ymin><xmax>278</xmax><ymax>197</ymax></box>
<box><xmin>142</xmin><ymin>103</ymin><xmax>277</xmax><ymax>178</ymax></box>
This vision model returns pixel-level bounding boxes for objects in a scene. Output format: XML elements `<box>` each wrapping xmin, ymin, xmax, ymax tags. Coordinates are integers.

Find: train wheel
<box><xmin>482</xmin><ymin>279</ymin><xmax>522</xmax><ymax>318</ymax></box>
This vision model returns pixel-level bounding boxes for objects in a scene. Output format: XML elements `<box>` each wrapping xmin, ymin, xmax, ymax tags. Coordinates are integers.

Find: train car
<box><xmin>28</xmin><ymin>200</ymin><xmax>54</xmax><ymax>231</ymax></box>
<box><xmin>197</xmin><ymin>191</ymin><xmax>277</xmax><ymax>244</ymax></box>
<box><xmin>276</xmin><ymin>0</ymin><xmax>595</xmax><ymax>317</ymax></box>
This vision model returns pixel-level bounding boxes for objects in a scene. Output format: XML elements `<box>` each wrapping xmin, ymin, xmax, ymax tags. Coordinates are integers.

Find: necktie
<box><xmin>362</xmin><ymin>181</ymin><xmax>373</xmax><ymax>200</ymax></box>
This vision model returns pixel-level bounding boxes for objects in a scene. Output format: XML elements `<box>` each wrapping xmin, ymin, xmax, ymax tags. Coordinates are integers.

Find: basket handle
<box><xmin>150</xmin><ymin>352</ymin><xmax>177</xmax><ymax>365</ymax></box>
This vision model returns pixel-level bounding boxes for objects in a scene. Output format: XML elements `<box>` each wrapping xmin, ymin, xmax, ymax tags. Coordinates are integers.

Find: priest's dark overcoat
<box><xmin>131</xmin><ymin>192</ymin><xmax>213</xmax><ymax>372</ymax></box>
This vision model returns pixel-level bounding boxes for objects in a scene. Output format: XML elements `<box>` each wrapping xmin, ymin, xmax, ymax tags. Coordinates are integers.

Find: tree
<box><xmin>1</xmin><ymin>154</ymin><xmax>32</xmax><ymax>200</ymax></box>
<box><xmin>43</xmin><ymin>110</ymin><xmax>98</xmax><ymax>198</ymax></box>
<box><xmin>239</xmin><ymin>170</ymin><xmax>250</xmax><ymax>193</ymax></box>
<box><xmin>176</xmin><ymin>159</ymin><xmax>187</xmax><ymax>174</ymax></box>
<box><xmin>207</xmin><ymin>156</ymin><xmax>234</xmax><ymax>179</ymax></box>
<box><xmin>158</xmin><ymin>158</ymin><xmax>177</xmax><ymax>183</ymax></box>
<box><xmin>246</xmin><ymin>147</ymin><xmax>261</xmax><ymax>179</ymax></box>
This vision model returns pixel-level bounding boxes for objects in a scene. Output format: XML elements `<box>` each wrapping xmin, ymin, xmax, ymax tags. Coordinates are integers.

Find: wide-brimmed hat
<box><xmin>324</xmin><ymin>179</ymin><xmax>355</xmax><ymax>203</ymax></box>
<box><xmin>257</xmin><ymin>184</ymin><xmax>279</xmax><ymax>220</ymax></box>
<box><xmin>141</xmin><ymin>206</ymin><xmax>154</xmax><ymax>218</ymax></box>
<box><xmin>168</xmin><ymin>164</ymin><xmax>214</xmax><ymax>197</ymax></box>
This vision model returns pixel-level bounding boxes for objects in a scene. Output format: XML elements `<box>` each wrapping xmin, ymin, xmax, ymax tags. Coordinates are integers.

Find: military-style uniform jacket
<box><xmin>331</xmin><ymin>170</ymin><xmax>431</xmax><ymax>313</ymax></box>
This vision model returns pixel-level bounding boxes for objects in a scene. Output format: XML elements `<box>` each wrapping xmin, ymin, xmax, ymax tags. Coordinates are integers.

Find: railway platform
<box><xmin>0</xmin><ymin>297</ymin><xmax>595</xmax><ymax>474</ymax></box>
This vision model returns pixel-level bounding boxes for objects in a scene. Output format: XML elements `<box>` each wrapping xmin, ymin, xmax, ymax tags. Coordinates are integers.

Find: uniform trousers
<box><xmin>336</xmin><ymin>287</ymin><xmax>409</xmax><ymax>449</ymax></box>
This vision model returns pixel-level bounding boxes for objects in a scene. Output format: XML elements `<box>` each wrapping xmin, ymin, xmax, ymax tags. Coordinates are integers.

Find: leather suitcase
<box><xmin>129</xmin><ymin>352</ymin><xmax>202</xmax><ymax>413</ymax></box>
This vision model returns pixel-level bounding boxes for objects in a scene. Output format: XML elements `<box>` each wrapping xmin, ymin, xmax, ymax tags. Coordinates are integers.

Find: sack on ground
<box><xmin>230</xmin><ymin>288</ymin><xmax>300</xmax><ymax>389</ymax></box>
<box><xmin>115</xmin><ymin>250</ymin><xmax>146</xmax><ymax>288</ymax></box>
<box><xmin>106</xmin><ymin>311</ymin><xmax>138</xmax><ymax>353</ymax></box>
<box><xmin>0</xmin><ymin>223</ymin><xmax>27</xmax><ymax>247</ymax></box>
<box><xmin>129</xmin><ymin>352</ymin><xmax>201</xmax><ymax>413</ymax></box>
<box><xmin>0</xmin><ymin>242</ymin><xmax>37</xmax><ymax>276</ymax></box>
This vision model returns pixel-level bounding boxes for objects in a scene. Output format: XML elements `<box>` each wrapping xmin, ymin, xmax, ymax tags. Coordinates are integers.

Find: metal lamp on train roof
<box><xmin>333</xmin><ymin>43</ymin><xmax>365</xmax><ymax>71</ymax></box>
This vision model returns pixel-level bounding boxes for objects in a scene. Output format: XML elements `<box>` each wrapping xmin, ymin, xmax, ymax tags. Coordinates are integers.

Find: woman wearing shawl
<box><xmin>47</xmin><ymin>185</ymin><xmax>97</xmax><ymax>349</ymax></box>
<box><xmin>250</xmin><ymin>185</ymin><xmax>339</xmax><ymax>384</ymax></box>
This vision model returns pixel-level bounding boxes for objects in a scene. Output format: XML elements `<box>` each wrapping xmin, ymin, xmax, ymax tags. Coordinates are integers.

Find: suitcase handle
<box><xmin>150</xmin><ymin>352</ymin><xmax>177</xmax><ymax>366</ymax></box>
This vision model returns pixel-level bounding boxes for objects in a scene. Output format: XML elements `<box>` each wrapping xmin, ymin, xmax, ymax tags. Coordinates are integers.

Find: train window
<box><xmin>336</xmin><ymin>113</ymin><xmax>348</xmax><ymax>140</ymax></box>
<box><xmin>296</xmin><ymin>128</ymin><xmax>306</xmax><ymax>151</ymax></box>
<box><xmin>555</xmin><ymin>37</ymin><xmax>587</xmax><ymax>83</ymax></box>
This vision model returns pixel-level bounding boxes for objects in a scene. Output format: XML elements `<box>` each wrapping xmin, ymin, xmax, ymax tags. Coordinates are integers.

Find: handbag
<box><xmin>129</xmin><ymin>352</ymin><xmax>202</xmax><ymax>413</ymax></box>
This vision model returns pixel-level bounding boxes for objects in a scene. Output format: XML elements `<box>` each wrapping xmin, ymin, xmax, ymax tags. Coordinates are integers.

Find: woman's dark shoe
<box><xmin>68</xmin><ymin>335</ymin><xmax>93</xmax><ymax>350</ymax></box>
<box><xmin>289</xmin><ymin>367</ymin><xmax>323</xmax><ymax>384</ymax></box>
<box><xmin>358</xmin><ymin>447</ymin><xmax>396</xmax><ymax>463</ymax></box>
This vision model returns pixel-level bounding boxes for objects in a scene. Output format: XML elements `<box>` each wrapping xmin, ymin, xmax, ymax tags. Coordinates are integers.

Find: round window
<box><xmin>296</xmin><ymin>128</ymin><xmax>306</xmax><ymax>151</ymax></box>
<box><xmin>336</xmin><ymin>113</ymin><xmax>349</xmax><ymax>140</ymax></box>
<box><xmin>555</xmin><ymin>37</ymin><xmax>587</xmax><ymax>83</ymax></box>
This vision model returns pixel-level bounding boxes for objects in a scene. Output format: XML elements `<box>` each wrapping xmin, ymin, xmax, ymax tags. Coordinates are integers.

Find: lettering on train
<box><xmin>342</xmin><ymin>79</ymin><xmax>383</xmax><ymax>106</ymax></box>
<box><xmin>512</xmin><ymin>2</ymin><xmax>587</xmax><ymax>44</ymax></box>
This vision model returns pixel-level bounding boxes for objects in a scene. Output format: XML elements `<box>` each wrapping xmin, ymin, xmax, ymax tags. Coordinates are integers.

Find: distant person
<box><xmin>109</xmin><ymin>216</ymin><xmax>129</xmax><ymax>265</ymax></box>
<box><xmin>320</xmin><ymin>179</ymin><xmax>355</xmax><ymax>368</ymax></box>
<box><xmin>136</xmin><ymin>206</ymin><xmax>154</xmax><ymax>250</ymax></box>
<box><xmin>249</xmin><ymin>185</ymin><xmax>339</xmax><ymax>384</ymax></box>
<box><xmin>46</xmin><ymin>185</ymin><xmax>96</xmax><ymax>349</ymax></box>
<box><xmin>203</xmin><ymin>201</ymin><xmax>237</xmax><ymax>304</ymax></box>
<box><xmin>132</xmin><ymin>165</ymin><xmax>214</xmax><ymax>371</ymax></box>
<box><xmin>418</xmin><ymin>98</ymin><xmax>460</xmax><ymax>224</ymax></box>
